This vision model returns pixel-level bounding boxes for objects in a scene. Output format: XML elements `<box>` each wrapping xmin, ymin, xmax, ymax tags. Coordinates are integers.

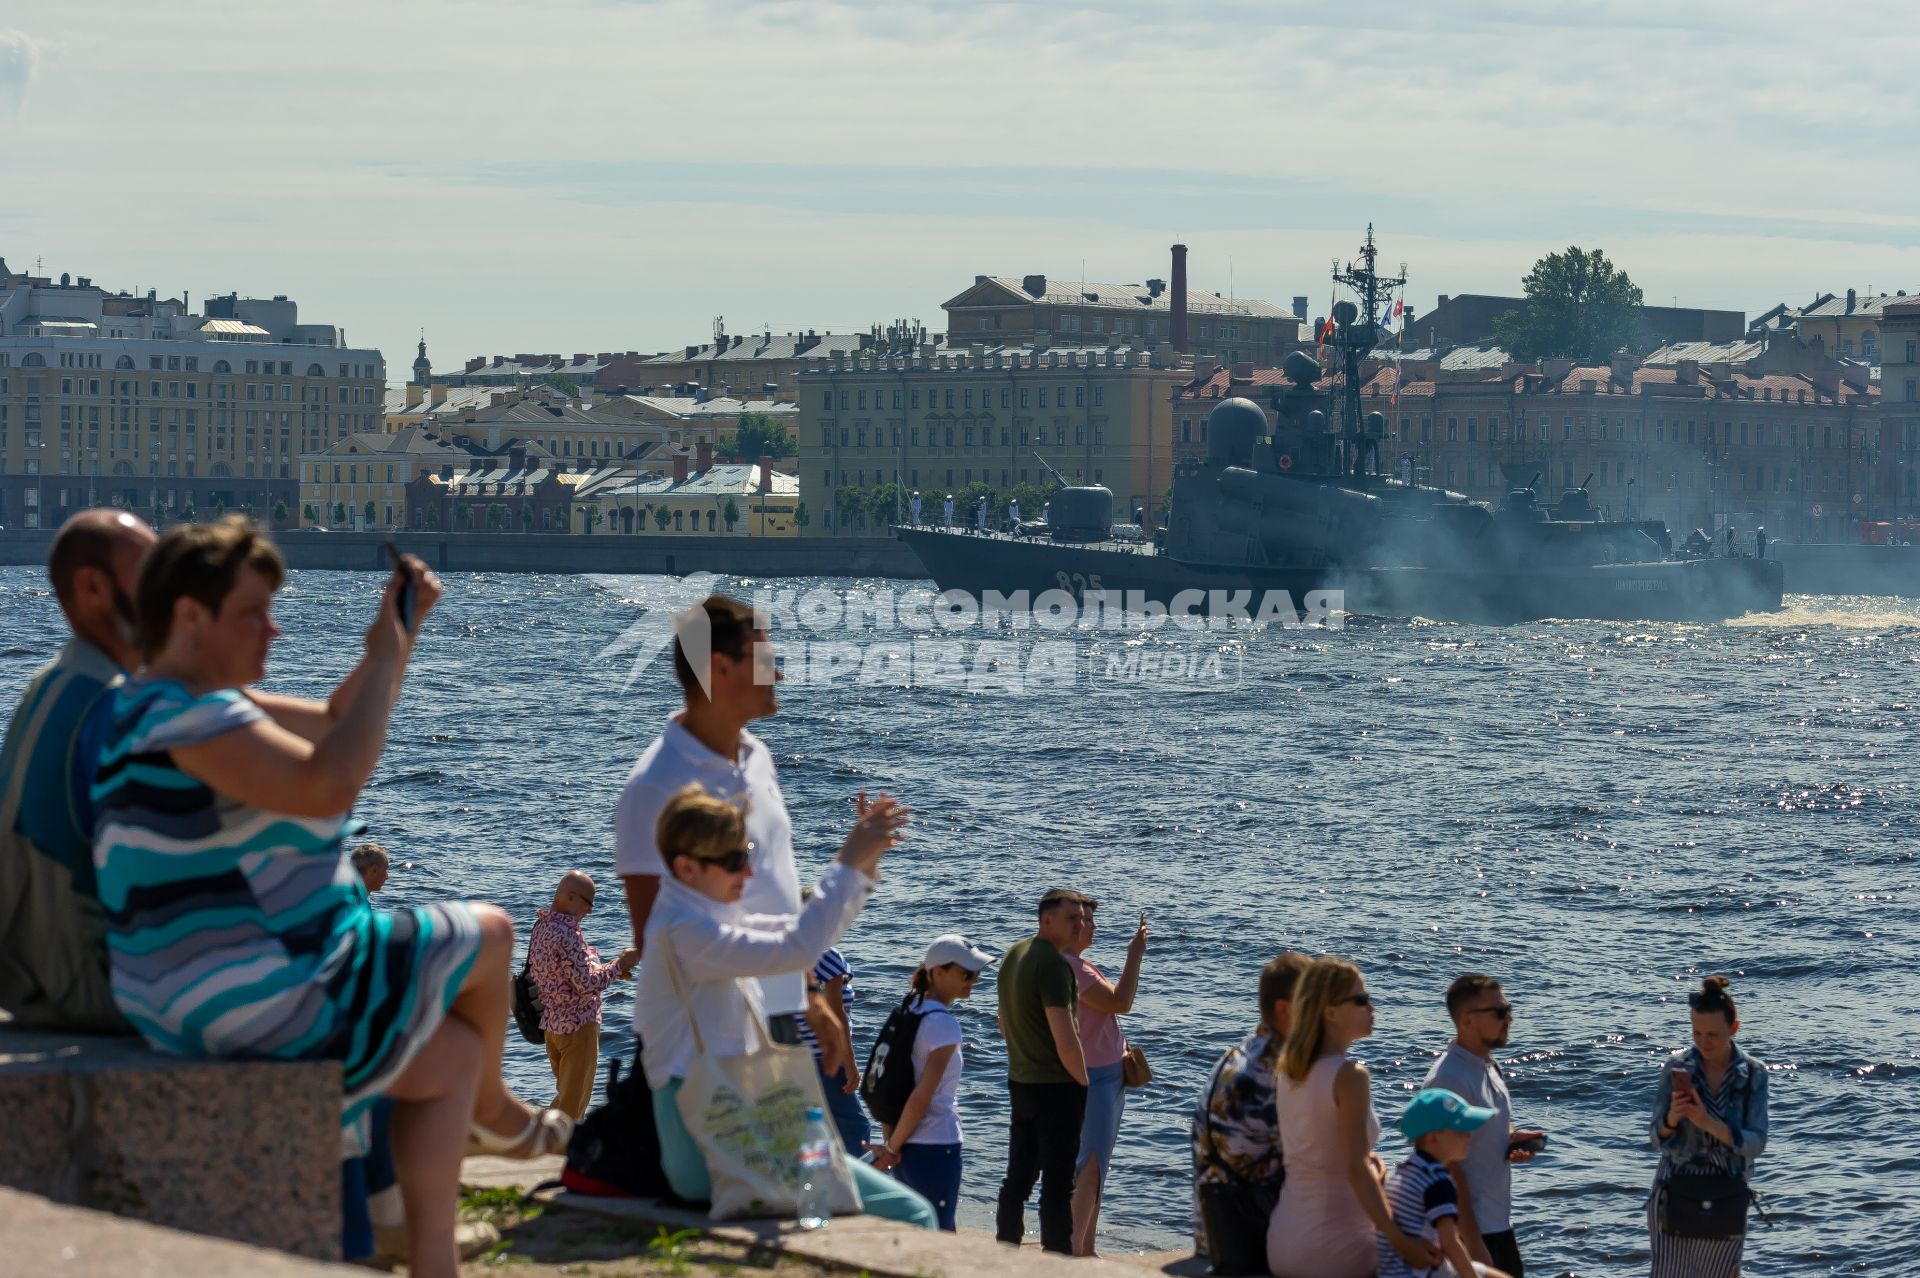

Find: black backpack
<box><xmin>560</xmin><ymin>1056</ymin><xmax>681</xmax><ymax>1201</ymax></box>
<box><xmin>859</xmin><ymin>994</ymin><xmax>931</xmax><ymax>1127</ymax></box>
<box><xmin>511</xmin><ymin>955</ymin><xmax>544</xmax><ymax>1045</ymax></box>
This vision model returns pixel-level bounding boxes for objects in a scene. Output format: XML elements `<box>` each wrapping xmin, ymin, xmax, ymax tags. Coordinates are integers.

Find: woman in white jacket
<box><xmin>635</xmin><ymin>781</ymin><xmax>935</xmax><ymax>1228</ymax></box>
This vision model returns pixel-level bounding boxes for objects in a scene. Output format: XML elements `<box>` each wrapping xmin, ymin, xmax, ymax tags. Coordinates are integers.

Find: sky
<box><xmin>6</xmin><ymin>1</ymin><xmax>1920</xmax><ymax>379</ymax></box>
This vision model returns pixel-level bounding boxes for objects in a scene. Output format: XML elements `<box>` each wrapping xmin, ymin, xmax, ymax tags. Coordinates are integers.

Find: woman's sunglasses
<box><xmin>1342</xmin><ymin>993</ymin><xmax>1374</xmax><ymax>1009</ymax></box>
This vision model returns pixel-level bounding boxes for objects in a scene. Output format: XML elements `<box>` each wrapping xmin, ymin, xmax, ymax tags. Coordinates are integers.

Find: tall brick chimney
<box><xmin>696</xmin><ymin>438</ymin><xmax>713</xmax><ymax>471</ymax></box>
<box><xmin>672</xmin><ymin>450</ymin><xmax>689</xmax><ymax>484</ymax></box>
<box><xmin>758</xmin><ymin>454</ymin><xmax>773</xmax><ymax>493</ymax></box>
<box><xmin>1169</xmin><ymin>243</ymin><xmax>1189</xmax><ymax>353</ymax></box>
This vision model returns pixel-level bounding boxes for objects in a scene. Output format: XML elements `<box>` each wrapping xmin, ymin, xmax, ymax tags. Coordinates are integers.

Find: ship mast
<box><xmin>1329</xmin><ymin>225</ymin><xmax>1407</xmax><ymax>477</ymax></box>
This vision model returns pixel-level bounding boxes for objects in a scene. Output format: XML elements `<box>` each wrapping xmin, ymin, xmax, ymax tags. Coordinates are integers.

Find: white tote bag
<box><xmin>660</xmin><ymin>933</ymin><xmax>861</xmax><ymax>1221</ymax></box>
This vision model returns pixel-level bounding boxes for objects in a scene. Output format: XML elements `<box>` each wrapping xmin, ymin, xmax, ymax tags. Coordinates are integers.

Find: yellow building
<box><xmin>1753</xmin><ymin>289</ymin><xmax>1912</xmax><ymax>365</ymax></box>
<box><xmin>298</xmin><ymin>429</ymin><xmax>472</xmax><ymax>530</ymax></box>
<box><xmin>382</xmin><ymin>382</ymin><xmax>496</xmax><ymax>433</ymax></box>
<box><xmin>797</xmin><ymin>344</ymin><xmax>1189</xmax><ymax>534</ymax></box>
<box><xmin>595</xmin><ymin>458</ymin><xmax>799</xmax><ymax>536</ymax></box>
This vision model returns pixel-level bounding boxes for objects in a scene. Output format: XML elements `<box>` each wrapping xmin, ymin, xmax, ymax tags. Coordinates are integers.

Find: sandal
<box><xmin>466</xmin><ymin>1106</ymin><xmax>572</xmax><ymax>1160</ymax></box>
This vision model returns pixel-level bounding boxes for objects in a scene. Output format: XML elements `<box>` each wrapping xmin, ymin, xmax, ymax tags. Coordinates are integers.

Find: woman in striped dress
<box><xmin>1647</xmin><ymin>974</ymin><xmax>1770</xmax><ymax>1277</ymax></box>
<box><xmin>91</xmin><ymin>519</ymin><xmax>565</xmax><ymax>1278</ymax></box>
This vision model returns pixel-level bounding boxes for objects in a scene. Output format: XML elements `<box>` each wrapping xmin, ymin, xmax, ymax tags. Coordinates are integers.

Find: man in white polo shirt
<box><xmin>615</xmin><ymin>595</ymin><xmax>814</xmax><ymax>1041</ymax></box>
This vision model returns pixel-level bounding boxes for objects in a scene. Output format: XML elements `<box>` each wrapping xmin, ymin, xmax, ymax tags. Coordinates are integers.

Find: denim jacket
<box><xmin>1648</xmin><ymin>1043</ymin><xmax>1769</xmax><ymax>1178</ymax></box>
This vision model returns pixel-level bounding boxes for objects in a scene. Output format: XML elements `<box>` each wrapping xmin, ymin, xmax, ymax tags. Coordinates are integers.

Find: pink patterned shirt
<box><xmin>528</xmin><ymin>908</ymin><xmax>622</xmax><ymax>1035</ymax></box>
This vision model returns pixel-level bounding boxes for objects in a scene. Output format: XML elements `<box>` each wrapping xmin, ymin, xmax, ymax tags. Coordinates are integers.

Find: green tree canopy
<box><xmin>1008</xmin><ymin>479</ymin><xmax>1061</xmax><ymax>519</ymax></box>
<box><xmin>273</xmin><ymin>500</ymin><xmax>290</xmax><ymax>525</ymax></box>
<box><xmin>721</xmin><ymin>412</ymin><xmax>796</xmax><ymax>460</ymax></box>
<box><xmin>864</xmin><ymin>482</ymin><xmax>907</xmax><ymax>529</ymax></box>
<box><xmin>833</xmin><ymin>484</ymin><xmax>866</xmax><ymax>531</ymax></box>
<box><xmin>364</xmin><ymin>499</ymin><xmax>376</xmax><ymax>527</ymax></box>
<box><xmin>545</xmin><ymin>373</ymin><xmax>580</xmax><ymax>396</ymax></box>
<box><xmin>722</xmin><ymin>496</ymin><xmax>740</xmax><ymax>529</ymax></box>
<box><xmin>956</xmin><ymin>480</ymin><xmax>997</xmax><ymax>522</ymax></box>
<box><xmin>653</xmin><ymin>504</ymin><xmax>673</xmax><ymax>531</ymax></box>
<box><xmin>1493</xmin><ymin>246</ymin><xmax>1645</xmax><ymax>363</ymax></box>
<box><xmin>793</xmin><ymin>501</ymin><xmax>810</xmax><ymax>527</ymax></box>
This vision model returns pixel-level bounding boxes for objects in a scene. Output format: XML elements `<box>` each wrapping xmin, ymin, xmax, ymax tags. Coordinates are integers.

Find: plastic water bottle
<box><xmin>796</xmin><ymin>1106</ymin><xmax>835</xmax><ymax>1230</ymax></box>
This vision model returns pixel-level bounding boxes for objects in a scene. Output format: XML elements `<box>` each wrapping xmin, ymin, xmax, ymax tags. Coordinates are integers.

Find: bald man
<box><xmin>0</xmin><ymin>509</ymin><xmax>156</xmax><ymax>1032</ymax></box>
<box><xmin>527</xmin><ymin>870</ymin><xmax>639</xmax><ymax>1117</ymax></box>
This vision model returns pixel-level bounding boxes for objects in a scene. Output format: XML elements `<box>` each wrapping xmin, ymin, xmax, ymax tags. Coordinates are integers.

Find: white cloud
<box><xmin>0</xmin><ymin>27</ymin><xmax>40</xmax><ymax>117</ymax></box>
<box><xmin>7</xmin><ymin>1</ymin><xmax>1920</xmax><ymax>371</ymax></box>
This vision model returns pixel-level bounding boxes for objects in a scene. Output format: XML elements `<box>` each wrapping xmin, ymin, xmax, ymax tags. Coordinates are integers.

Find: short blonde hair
<box><xmin>656</xmin><ymin>782</ymin><xmax>748</xmax><ymax>868</ymax></box>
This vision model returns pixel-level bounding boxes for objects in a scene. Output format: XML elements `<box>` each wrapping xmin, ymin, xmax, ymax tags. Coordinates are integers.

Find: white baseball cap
<box><xmin>921</xmin><ymin>934</ymin><xmax>995</xmax><ymax>973</ymax></box>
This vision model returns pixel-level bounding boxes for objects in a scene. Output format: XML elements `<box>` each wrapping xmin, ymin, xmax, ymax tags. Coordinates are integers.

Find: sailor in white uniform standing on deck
<box><xmin>910</xmin><ymin>491</ymin><xmax>923</xmax><ymax>528</ymax></box>
<box><xmin>944</xmin><ymin>494</ymin><xmax>954</xmax><ymax>529</ymax></box>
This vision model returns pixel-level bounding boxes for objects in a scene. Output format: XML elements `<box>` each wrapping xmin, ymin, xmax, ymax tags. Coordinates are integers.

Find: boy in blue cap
<box><xmin>1380</xmin><ymin>1089</ymin><xmax>1513</xmax><ymax>1278</ymax></box>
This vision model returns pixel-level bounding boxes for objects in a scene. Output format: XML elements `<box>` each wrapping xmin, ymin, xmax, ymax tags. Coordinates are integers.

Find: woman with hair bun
<box><xmin>1648</xmin><ymin>973</ymin><xmax>1770</xmax><ymax>1277</ymax></box>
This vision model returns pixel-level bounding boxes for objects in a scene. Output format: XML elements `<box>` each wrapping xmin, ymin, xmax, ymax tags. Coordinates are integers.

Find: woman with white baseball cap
<box><xmin>868</xmin><ymin>934</ymin><xmax>995</xmax><ymax>1230</ymax></box>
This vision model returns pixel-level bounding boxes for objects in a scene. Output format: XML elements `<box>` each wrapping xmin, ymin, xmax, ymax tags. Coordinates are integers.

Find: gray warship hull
<box><xmin>897</xmin><ymin>527</ymin><xmax>1784</xmax><ymax>624</ymax></box>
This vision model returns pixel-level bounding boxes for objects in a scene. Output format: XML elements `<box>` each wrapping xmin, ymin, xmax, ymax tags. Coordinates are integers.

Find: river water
<box><xmin>2</xmin><ymin>565</ymin><xmax>1914</xmax><ymax>1276</ymax></box>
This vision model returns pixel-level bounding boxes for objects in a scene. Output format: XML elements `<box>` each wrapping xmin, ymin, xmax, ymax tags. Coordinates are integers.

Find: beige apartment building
<box><xmin>941</xmin><ymin>248</ymin><xmax>1301</xmax><ymax>366</ymax></box>
<box><xmin>797</xmin><ymin>344</ymin><xmax>1188</xmax><ymax>534</ymax></box>
<box><xmin>299</xmin><ymin>429</ymin><xmax>476</xmax><ymax>530</ymax></box>
<box><xmin>1751</xmin><ymin>289</ymin><xmax>1913</xmax><ymax>365</ymax></box>
<box><xmin>0</xmin><ymin>259</ymin><xmax>383</xmax><ymax>528</ymax></box>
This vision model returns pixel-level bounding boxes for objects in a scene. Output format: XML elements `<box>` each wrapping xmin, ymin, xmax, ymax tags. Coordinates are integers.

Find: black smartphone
<box><xmin>1511</xmin><ymin>1133</ymin><xmax>1548</xmax><ymax>1154</ymax></box>
<box><xmin>382</xmin><ymin>539</ymin><xmax>414</xmax><ymax>633</ymax></box>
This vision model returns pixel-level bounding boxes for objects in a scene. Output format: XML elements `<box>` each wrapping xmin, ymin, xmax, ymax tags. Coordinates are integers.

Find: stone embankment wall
<box><xmin>0</xmin><ymin>529</ymin><xmax>925</xmax><ymax>579</ymax></box>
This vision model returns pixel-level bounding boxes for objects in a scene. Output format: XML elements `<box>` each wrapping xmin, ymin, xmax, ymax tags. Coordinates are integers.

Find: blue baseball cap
<box><xmin>1399</xmin><ymin>1088</ymin><xmax>1497</xmax><ymax>1142</ymax></box>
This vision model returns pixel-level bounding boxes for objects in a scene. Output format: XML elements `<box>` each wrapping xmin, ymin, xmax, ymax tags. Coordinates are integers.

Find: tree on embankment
<box><xmin>1493</xmin><ymin>246</ymin><xmax>1645</xmax><ymax>363</ymax></box>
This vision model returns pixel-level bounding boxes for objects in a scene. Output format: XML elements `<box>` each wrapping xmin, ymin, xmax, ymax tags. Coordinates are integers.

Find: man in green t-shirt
<box><xmin>994</xmin><ymin>888</ymin><xmax>1090</xmax><ymax>1253</ymax></box>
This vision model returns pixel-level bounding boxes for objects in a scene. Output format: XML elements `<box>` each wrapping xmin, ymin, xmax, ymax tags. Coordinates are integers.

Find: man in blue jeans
<box><xmin>995</xmin><ymin>889</ymin><xmax>1090</xmax><ymax>1253</ymax></box>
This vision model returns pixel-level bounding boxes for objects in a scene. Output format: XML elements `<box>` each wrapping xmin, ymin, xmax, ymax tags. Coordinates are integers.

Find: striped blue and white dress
<box><xmin>90</xmin><ymin>679</ymin><xmax>482</xmax><ymax>1153</ymax></box>
<box><xmin>1648</xmin><ymin>1064</ymin><xmax>1749</xmax><ymax>1278</ymax></box>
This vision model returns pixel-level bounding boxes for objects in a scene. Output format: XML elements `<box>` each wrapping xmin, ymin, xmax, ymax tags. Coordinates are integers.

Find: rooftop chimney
<box><xmin>672</xmin><ymin>450</ymin><xmax>690</xmax><ymax>485</ymax></box>
<box><xmin>1146</xmin><ymin>279</ymin><xmax>1165</xmax><ymax>299</ymax></box>
<box><xmin>1023</xmin><ymin>274</ymin><xmax>1047</xmax><ymax>296</ymax></box>
<box><xmin>758</xmin><ymin>454</ymin><xmax>774</xmax><ymax>494</ymax></box>
<box><xmin>696</xmin><ymin>438</ymin><xmax>713</xmax><ymax>472</ymax></box>
<box><xmin>1847</xmin><ymin>288</ymin><xmax>1858</xmax><ymax>314</ymax></box>
<box><xmin>1169</xmin><ymin>244</ymin><xmax>1189</xmax><ymax>354</ymax></box>
<box><xmin>1292</xmin><ymin>296</ymin><xmax>1308</xmax><ymax>321</ymax></box>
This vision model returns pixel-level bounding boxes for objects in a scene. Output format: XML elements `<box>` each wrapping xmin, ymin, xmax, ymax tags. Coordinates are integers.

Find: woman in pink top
<box><xmin>1266</xmin><ymin>957</ymin><xmax>1442</xmax><ymax>1278</ymax></box>
<box><xmin>1062</xmin><ymin>899</ymin><xmax>1149</xmax><ymax>1257</ymax></box>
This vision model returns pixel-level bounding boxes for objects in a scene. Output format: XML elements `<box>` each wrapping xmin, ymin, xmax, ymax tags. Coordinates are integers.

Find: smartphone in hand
<box><xmin>1510</xmin><ymin>1133</ymin><xmax>1548</xmax><ymax>1155</ymax></box>
<box><xmin>382</xmin><ymin>539</ymin><xmax>415</xmax><ymax>633</ymax></box>
<box><xmin>1671</xmin><ymin>1066</ymin><xmax>1696</xmax><ymax>1096</ymax></box>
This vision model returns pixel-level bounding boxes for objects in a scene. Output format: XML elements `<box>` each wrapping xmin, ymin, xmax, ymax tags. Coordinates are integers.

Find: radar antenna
<box><xmin>1328</xmin><ymin>225</ymin><xmax>1409</xmax><ymax>479</ymax></box>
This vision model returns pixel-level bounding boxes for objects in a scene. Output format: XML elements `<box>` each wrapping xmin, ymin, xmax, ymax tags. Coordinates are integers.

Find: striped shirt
<box><xmin>795</xmin><ymin>948</ymin><xmax>854</xmax><ymax>1058</ymax></box>
<box><xmin>1377</xmin><ymin>1150</ymin><xmax>1457</xmax><ymax>1278</ymax></box>
<box><xmin>0</xmin><ymin>638</ymin><xmax>129</xmax><ymax>1032</ymax></box>
<box><xmin>91</xmin><ymin>678</ymin><xmax>482</xmax><ymax>1149</ymax></box>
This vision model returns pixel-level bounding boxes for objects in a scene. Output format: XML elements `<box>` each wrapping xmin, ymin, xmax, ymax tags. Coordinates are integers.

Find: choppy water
<box><xmin>3</xmin><ymin>565</ymin><xmax>1915</xmax><ymax>1276</ymax></box>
